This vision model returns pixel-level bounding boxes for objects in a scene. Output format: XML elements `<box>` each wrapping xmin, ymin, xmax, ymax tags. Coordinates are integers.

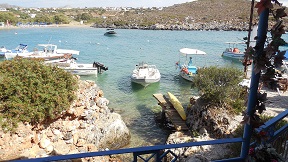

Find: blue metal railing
<box><xmin>251</xmin><ymin>109</ymin><xmax>288</xmax><ymax>160</ymax></box>
<box><xmin>13</xmin><ymin>138</ymin><xmax>244</xmax><ymax>162</ymax></box>
<box><xmin>13</xmin><ymin>110</ymin><xmax>287</xmax><ymax>162</ymax></box>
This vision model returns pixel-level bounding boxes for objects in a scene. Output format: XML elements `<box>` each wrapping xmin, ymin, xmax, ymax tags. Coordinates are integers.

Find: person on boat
<box><xmin>188</xmin><ymin>57</ymin><xmax>193</xmax><ymax>66</ymax></box>
<box><xmin>182</xmin><ymin>66</ymin><xmax>189</xmax><ymax>74</ymax></box>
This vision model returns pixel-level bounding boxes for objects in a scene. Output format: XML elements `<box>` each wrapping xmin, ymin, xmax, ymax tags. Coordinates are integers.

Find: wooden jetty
<box><xmin>153</xmin><ymin>93</ymin><xmax>189</xmax><ymax>131</ymax></box>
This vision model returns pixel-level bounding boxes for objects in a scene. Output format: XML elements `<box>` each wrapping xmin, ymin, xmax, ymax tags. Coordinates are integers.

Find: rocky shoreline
<box><xmin>1</xmin><ymin>20</ymin><xmax>276</xmax><ymax>31</ymax></box>
<box><xmin>91</xmin><ymin>22</ymin><xmax>250</xmax><ymax>31</ymax></box>
<box><xmin>0</xmin><ymin>75</ymin><xmax>286</xmax><ymax>161</ymax></box>
<box><xmin>91</xmin><ymin>21</ymin><xmax>278</xmax><ymax>31</ymax></box>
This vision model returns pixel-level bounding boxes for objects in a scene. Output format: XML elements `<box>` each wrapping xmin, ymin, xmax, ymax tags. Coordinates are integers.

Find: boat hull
<box><xmin>63</xmin><ymin>68</ymin><xmax>98</xmax><ymax>76</ymax></box>
<box><xmin>59</xmin><ymin>63</ymin><xmax>97</xmax><ymax>76</ymax></box>
<box><xmin>46</xmin><ymin>60</ymin><xmax>98</xmax><ymax>77</ymax></box>
<box><xmin>131</xmin><ymin>77</ymin><xmax>160</xmax><ymax>87</ymax></box>
<box><xmin>4</xmin><ymin>52</ymin><xmax>33</xmax><ymax>60</ymax></box>
<box><xmin>179</xmin><ymin>71</ymin><xmax>194</xmax><ymax>82</ymax></box>
<box><xmin>222</xmin><ymin>51</ymin><xmax>244</xmax><ymax>61</ymax></box>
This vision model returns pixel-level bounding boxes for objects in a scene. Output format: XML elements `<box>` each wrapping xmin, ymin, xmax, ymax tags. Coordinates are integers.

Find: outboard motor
<box><xmin>93</xmin><ymin>61</ymin><xmax>108</xmax><ymax>74</ymax></box>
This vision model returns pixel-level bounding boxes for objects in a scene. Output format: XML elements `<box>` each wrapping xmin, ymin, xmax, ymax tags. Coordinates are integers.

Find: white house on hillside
<box><xmin>0</xmin><ymin>8</ymin><xmax>7</xmax><ymax>12</ymax></box>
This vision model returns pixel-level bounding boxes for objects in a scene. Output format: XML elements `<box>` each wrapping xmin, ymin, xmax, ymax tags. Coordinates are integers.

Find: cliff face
<box><xmin>0</xmin><ymin>79</ymin><xmax>130</xmax><ymax>161</ymax></box>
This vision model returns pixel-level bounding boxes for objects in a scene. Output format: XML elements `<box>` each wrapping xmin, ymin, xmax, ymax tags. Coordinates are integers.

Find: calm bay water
<box><xmin>0</xmin><ymin>27</ymin><xmax>255</xmax><ymax>148</ymax></box>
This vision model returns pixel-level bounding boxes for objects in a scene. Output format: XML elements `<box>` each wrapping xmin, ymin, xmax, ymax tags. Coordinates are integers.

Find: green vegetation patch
<box><xmin>192</xmin><ymin>66</ymin><xmax>246</xmax><ymax>113</ymax></box>
<box><xmin>0</xmin><ymin>58</ymin><xmax>78</xmax><ymax>132</ymax></box>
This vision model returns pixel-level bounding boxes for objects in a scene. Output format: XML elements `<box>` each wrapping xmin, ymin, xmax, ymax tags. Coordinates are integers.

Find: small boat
<box><xmin>221</xmin><ymin>42</ymin><xmax>245</xmax><ymax>61</ymax></box>
<box><xmin>5</xmin><ymin>44</ymin><xmax>79</xmax><ymax>61</ymax></box>
<box><xmin>45</xmin><ymin>58</ymin><xmax>99</xmax><ymax>76</ymax></box>
<box><xmin>104</xmin><ymin>28</ymin><xmax>117</xmax><ymax>36</ymax></box>
<box><xmin>0</xmin><ymin>46</ymin><xmax>9</xmax><ymax>57</ymax></box>
<box><xmin>26</xmin><ymin>44</ymin><xmax>79</xmax><ymax>60</ymax></box>
<box><xmin>131</xmin><ymin>62</ymin><xmax>161</xmax><ymax>87</ymax></box>
<box><xmin>176</xmin><ymin>48</ymin><xmax>206</xmax><ymax>82</ymax></box>
<box><xmin>222</xmin><ymin>26</ymin><xmax>258</xmax><ymax>62</ymax></box>
<box><xmin>4</xmin><ymin>44</ymin><xmax>32</xmax><ymax>60</ymax></box>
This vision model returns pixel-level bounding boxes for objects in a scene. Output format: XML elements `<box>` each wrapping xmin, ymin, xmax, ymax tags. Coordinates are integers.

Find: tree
<box><xmin>80</xmin><ymin>13</ymin><xmax>93</xmax><ymax>21</ymax></box>
<box><xmin>53</xmin><ymin>14</ymin><xmax>70</xmax><ymax>24</ymax></box>
<box><xmin>33</xmin><ymin>14</ymin><xmax>52</xmax><ymax>24</ymax></box>
<box><xmin>0</xmin><ymin>12</ymin><xmax>17</xmax><ymax>24</ymax></box>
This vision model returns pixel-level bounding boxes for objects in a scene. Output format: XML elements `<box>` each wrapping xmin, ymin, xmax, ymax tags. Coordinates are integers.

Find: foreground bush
<box><xmin>192</xmin><ymin>66</ymin><xmax>247</xmax><ymax>113</ymax></box>
<box><xmin>0</xmin><ymin>58</ymin><xmax>78</xmax><ymax>132</ymax></box>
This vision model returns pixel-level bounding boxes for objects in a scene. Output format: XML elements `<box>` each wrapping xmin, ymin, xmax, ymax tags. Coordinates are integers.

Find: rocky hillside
<box><xmin>94</xmin><ymin>0</ymin><xmax>251</xmax><ymax>30</ymax></box>
<box><xmin>138</xmin><ymin>0</ymin><xmax>253</xmax><ymax>24</ymax></box>
<box><xmin>92</xmin><ymin>0</ymin><xmax>286</xmax><ymax>30</ymax></box>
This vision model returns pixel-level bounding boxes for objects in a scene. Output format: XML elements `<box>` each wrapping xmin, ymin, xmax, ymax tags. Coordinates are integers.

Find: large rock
<box><xmin>186</xmin><ymin>97</ymin><xmax>240</xmax><ymax>138</ymax></box>
<box><xmin>165</xmin><ymin>132</ymin><xmax>232</xmax><ymax>161</ymax></box>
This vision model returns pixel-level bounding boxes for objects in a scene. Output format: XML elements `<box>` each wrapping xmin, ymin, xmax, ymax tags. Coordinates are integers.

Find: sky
<box><xmin>1</xmin><ymin>0</ymin><xmax>196</xmax><ymax>8</ymax></box>
<box><xmin>1</xmin><ymin>0</ymin><xmax>288</xmax><ymax>8</ymax></box>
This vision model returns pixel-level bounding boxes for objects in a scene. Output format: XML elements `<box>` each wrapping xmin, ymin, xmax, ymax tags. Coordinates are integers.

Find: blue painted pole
<box><xmin>240</xmin><ymin>8</ymin><xmax>269</xmax><ymax>158</ymax></box>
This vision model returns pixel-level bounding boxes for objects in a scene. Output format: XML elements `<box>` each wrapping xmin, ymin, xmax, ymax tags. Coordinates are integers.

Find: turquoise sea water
<box><xmin>0</xmin><ymin>27</ymin><xmax>272</xmax><ymax>148</ymax></box>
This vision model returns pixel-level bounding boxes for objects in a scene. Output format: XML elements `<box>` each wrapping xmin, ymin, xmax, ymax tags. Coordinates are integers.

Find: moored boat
<box><xmin>45</xmin><ymin>58</ymin><xmax>98</xmax><ymax>76</ymax></box>
<box><xmin>0</xmin><ymin>46</ymin><xmax>9</xmax><ymax>57</ymax></box>
<box><xmin>25</xmin><ymin>44</ymin><xmax>78</xmax><ymax>60</ymax></box>
<box><xmin>104</xmin><ymin>28</ymin><xmax>117</xmax><ymax>36</ymax></box>
<box><xmin>176</xmin><ymin>48</ymin><xmax>206</xmax><ymax>82</ymax></box>
<box><xmin>221</xmin><ymin>42</ymin><xmax>245</xmax><ymax>61</ymax></box>
<box><xmin>4</xmin><ymin>44</ymin><xmax>32</xmax><ymax>60</ymax></box>
<box><xmin>131</xmin><ymin>62</ymin><xmax>161</xmax><ymax>87</ymax></box>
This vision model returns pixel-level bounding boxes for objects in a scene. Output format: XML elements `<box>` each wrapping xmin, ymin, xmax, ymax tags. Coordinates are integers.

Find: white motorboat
<box><xmin>5</xmin><ymin>44</ymin><xmax>79</xmax><ymax>61</ymax></box>
<box><xmin>24</xmin><ymin>44</ymin><xmax>79</xmax><ymax>60</ymax></box>
<box><xmin>0</xmin><ymin>46</ymin><xmax>9</xmax><ymax>57</ymax></box>
<box><xmin>104</xmin><ymin>28</ymin><xmax>117</xmax><ymax>36</ymax></box>
<box><xmin>176</xmin><ymin>48</ymin><xmax>206</xmax><ymax>82</ymax></box>
<box><xmin>45</xmin><ymin>58</ymin><xmax>98</xmax><ymax>76</ymax></box>
<box><xmin>4</xmin><ymin>44</ymin><xmax>32</xmax><ymax>60</ymax></box>
<box><xmin>131</xmin><ymin>62</ymin><xmax>161</xmax><ymax>87</ymax></box>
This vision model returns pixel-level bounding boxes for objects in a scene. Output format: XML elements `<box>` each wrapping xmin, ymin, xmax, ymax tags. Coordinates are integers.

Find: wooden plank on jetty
<box><xmin>153</xmin><ymin>93</ymin><xmax>189</xmax><ymax>131</ymax></box>
<box><xmin>153</xmin><ymin>93</ymin><xmax>173</xmax><ymax>108</ymax></box>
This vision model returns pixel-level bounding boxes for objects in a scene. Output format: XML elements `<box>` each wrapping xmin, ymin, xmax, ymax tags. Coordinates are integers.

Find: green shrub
<box><xmin>192</xmin><ymin>66</ymin><xmax>246</xmax><ymax>113</ymax></box>
<box><xmin>0</xmin><ymin>58</ymin><xmax>78</xmax><ymax>132</ymax></box>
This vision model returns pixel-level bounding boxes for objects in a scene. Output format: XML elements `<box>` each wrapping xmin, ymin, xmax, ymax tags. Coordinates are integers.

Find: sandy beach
<box><xmin>0</xmin><ymin>21</ymin><xmax>93</xmax><ymax>29</ymax></box>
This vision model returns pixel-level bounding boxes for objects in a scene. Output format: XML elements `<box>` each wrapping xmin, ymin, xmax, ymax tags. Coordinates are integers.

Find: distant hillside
<box><xmin>160</xmin><ymin>0</ymin><xmax>253</xmax><ymax>23</ymax></box>
<box><xmin>92</xmin><ymin>0</ymin><xmax>258</xmax><ymax>30</ymax></box>
<box><xmin>92</xmin><ymin>0</ymin><xmax>288</xmax><ymax>30</ymax></box>
<box><xmin>0</xmin><ymin>3</ymin><xmax>19</xmax><ymax>8</ymax></box>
